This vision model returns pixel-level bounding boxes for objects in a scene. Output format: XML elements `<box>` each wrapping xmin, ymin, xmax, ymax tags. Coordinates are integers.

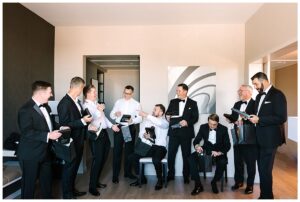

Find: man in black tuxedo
<box><xmin>249</xmin><ymin>72</ymin><xmax>287</xmax><ymax>199</ymax></box>
<box><xmin>18</xmin><ymin>81</ymin><xmax>62</xmax><ymax>199</ymax></box>
<box><xmin>188</xmin><ymin>114</ymin><xmax>231</xmax><ymax>195</ymax></box>
<box><xmin>58</xmin><ymin>77</ymin><xmax>92</xmax><ymax>199</ymax></box>
<box><xmin>166</xmin><ymin>83</ymin><xmax>199</xmax><ymax>184</ymax></box>
<box><xmin>226</xmin><ymin>85</ymin><xmax>257</xmax><ymax>194</ymax></box>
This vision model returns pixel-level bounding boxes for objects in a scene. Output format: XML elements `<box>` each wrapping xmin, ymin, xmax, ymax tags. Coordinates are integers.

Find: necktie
<box><xmin>180</xmin><ymin>99</ymin><xmax>185</xmax><ymax>103</ymax></box>
<box><xmin>210</xmin><ymin>129</ymin><xmax>215</xmax><ymax>131</ymax></box>
<box><xmin>241</xmin><ymin>101</ymin><xmax>247</xmax><ymax>105</ymax></box>
<box><xmin>39</xmin><ymin>104</ymin><xmax>47</xmax><ymax>108</ymax></box>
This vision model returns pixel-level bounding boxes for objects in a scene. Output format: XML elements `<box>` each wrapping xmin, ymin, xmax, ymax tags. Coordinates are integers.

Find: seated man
<box><xmin>188</xmin><ymin>114</ymin><xmax>231</xmax><ymax>195</ymax></box>
<box><xmin>126</xmin><ymin>104</ymin><xmax>169</xmax><ymax>190</ymax></box>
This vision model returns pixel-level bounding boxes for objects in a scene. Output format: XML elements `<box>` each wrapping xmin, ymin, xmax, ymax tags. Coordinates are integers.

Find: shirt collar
<box><xmin>32</xmin><ymin>97</ymin><xmax>41</xmax><ymax>107</ymax></box>
<box><xmin>264</xmin><ymin>84</ymin><xmax>272</xmax><ymax>94</ymax></box>
<box><xmin>85</xmin><ymin>99</ymin><xmax>97</xmax><ymax>105</ymax></box>
<box><xmin>67</xmin><ymin>93</ymin><xmax>79</xmax><ymax>103</ymax></box>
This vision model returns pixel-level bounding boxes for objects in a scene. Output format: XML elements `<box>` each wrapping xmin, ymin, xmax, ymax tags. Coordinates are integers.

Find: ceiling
<box><xmin>22</xmin><ymin>3</ymin><xmax>263</xmax><ymax>26</ymax></box>
<box><xmin>87</xmin><ymin>55</ymin><xmax>140</xmax><ymax>70</ymax></box>
<box><xmin>270</xmin><ymin>42</ymin><xmax>298</xmax><ymax>70</ymax></box>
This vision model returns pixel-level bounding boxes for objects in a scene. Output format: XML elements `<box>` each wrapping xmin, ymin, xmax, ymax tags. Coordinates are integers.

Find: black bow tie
<box><xmin>241</xmin><ymin>101</ymin><xmax>247</xmax><ymax>105</ymax></box>
<box><xmin>260</xmin><ymin>92</ymin><xmax>266</xmax><ymax>95</ymax></box>
<box><xmin>39</xmin><ymin>104</ymin><xmax>47</xmax><ymax>108</ymax></box>
<box><xmin>210</xmin><ymin>129</ymin><xmax>215</xmax><ymax>132</ymax></box>
<box><xmin>179</xmin><ymin>99</ymin><xmax>185</xmax><ymax>103</ymax></box>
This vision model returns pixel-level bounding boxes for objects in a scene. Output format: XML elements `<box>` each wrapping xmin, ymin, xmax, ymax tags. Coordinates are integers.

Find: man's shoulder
<box><xmin>218</xmin><ymin>123</ymin><xmax>228</xmax><ymax>131</ymax></box>
<box><xmin>19</xmin><ymin>99</ymin><xmax>34</xmax><ymax>112</ymax></box>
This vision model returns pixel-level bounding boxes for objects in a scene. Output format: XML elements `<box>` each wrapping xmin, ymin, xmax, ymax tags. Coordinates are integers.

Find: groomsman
<box><xmin>17</xmin><ymin>81</ymin><xmax>62</xmax><ymax>199</ymax></box>
<box><xmin>58</xmin><ymin>77</ymin><xmax>92</xmax><ymax>199</ymax></box>
<box><xmin>249</xmin><ymin>72</ymin><xmax>287</xmax><ymax>199</ymax></box>
<box><xmin>166</xmin><ymin>83</ymin><xmax>199</xmax><ymax>184</ymax></box>
<box><xmin>110</xmin><ymin>85</ymin><xmax>142</xmax><ymax>183</ymax></box>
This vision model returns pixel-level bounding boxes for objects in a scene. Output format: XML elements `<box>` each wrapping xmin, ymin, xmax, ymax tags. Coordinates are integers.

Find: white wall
<box><xmin>54</xmin><ymin>24</ymin><xmax>245</xmax><ymax>177</ymax></box>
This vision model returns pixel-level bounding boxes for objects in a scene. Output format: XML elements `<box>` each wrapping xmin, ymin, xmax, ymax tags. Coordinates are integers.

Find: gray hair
<box><xmin>241</xmin><ymin>84</ymin><xmax>253</xmax><ymax>94</ymax></box>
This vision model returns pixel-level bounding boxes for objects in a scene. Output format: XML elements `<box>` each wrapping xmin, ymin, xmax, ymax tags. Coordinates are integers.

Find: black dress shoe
<box><xmin>211</xmin><ymin>181</ymin><xmax>219</xmax><ymax>194</ymax></box>
<box><xmin>191</xmin><ymin>185</ymin><xmax>204</xmax><ymax>195</ymax></box>
<box><xmin>184</xmin><ymin>178</ymin><xmax>190</xmax><ymax>184</ymax></box>
<box><xmin>130</xmin><ymin>180</ymin><xmax>139</xmax><ymax>186</ymax></box>
<box><xmin>73</xmin><ymin>189</ymin><xmax>87</xmax><ymax>197</ymax></box>
<box><xmin>89</xmin><ymin>188</ymin><xmax>100</xmax><ymax>196</ymax></box>
<box><xmin>231</xmin><ymin>182</ymin><xmax>243</xmax><ymax>190</ymax></box>
<box><xmin>125</xmin><ymin>173</ymin><xmax>137</xmax><ymax>180</ymax></box>
<box><xmin>245</xmin><ymin>186</ymin><xmax>253</xmax><ymax>194</ymax></box>
<box><xmin>112</xmin><ymin>178</ymin><xmax>119</xmax><ymax>184</ymax></box>
<box><xmin>167</xmin><ymin>176</ymin><xmax>174</xmax><ymax>182</ymax></box>
<box><xmin>155</xmin><ymin>180</ymin><xmax>163</xmax><ymax>190</ymax></box>
<box><xmin>97</xmin><ymin>183</ymin><xmax>107</xmax><ymax>188</ymax></box>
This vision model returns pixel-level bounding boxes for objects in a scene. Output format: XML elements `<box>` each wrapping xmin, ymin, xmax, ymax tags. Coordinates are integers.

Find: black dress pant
<box><xmin>167</xmin><ymin>134</ymin><xmax>192</xmax><ymax>178</ymax></box>
<box><xmin>233</xmin><ymin>144</ymin><xmax>257</xmax><ymax>186</ymax></box>
<box><xmin>258</xmin><ymin>146</ymin><xmax>277</xmax><ymax>199</ymax></box>
<box><xmin>62</xmin><ymin>135</ymin><xmax>84</xmax><ymax>198</ymax></box>
<box><xmin>113</xmin><ymin>125</ymin><xmax>136</xmax><ymax>179</ymax></box>
<box><xmin>127</xmin><ymin>145</ymin><xmax>167</xmax><ymax>180</ymax></box>
<box><xmin>19</xmin><ymin>157</ymin><xmax>52</xmax><ymax>199</ymax></box>
<box><xmin>89</xmin><ymin>130</ymin><xmax>111</xmax><ymax>190</ymax></box>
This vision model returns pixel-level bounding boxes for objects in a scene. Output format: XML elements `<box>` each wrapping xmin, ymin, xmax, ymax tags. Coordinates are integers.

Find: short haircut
<box><xmin>208</xmin><ymin>113</ymin><xmax>219</xmax><ymax>123</ymax></box>
<box><xmin>155</xmin><ymin>104</ymin><xmax>166</xmax><ymax>115</ymax></box>
<box><xmin>83</xmin><ymin>85</ymin><xmax>96</xmax><ymax>98</ymax></box>
<box><xmin>251</xmin><ymin>72</ymin><xmax>269</xmax><ymax>81</ymax></box>
<box><xmin>32</xmin><ymin>81</ymin><xmax>52</xmax><ymax>94</ymax></box>
<box><xmin>70</xmin><ymin>77</ymin><xmax>85</xmax><ymax>88</ymax></box>
<box><xmin>178</xmin><ymin>83</ymin><xmax>189</xmax><ymax>91</ymax></box>
<box><xmin>241</xmin><ymin>84</ymin><xmax>253</xmax><ymax>93</ymax></box>
<box><xmin>125</xmin><ymin>85</ymin><xmax>134</xmax><ymax>92</ymax></box>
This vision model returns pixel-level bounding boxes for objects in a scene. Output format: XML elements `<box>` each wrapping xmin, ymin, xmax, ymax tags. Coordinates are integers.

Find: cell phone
<box><xmin>83</xmin><ymin>108</ymin><xmax>92</xmax><ymax>118</ymax></box>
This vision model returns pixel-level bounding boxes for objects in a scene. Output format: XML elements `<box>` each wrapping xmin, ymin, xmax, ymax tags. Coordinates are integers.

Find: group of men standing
<box><xmin>17</xmin><ymin>72</ymin><xmax>287</xmax><ymax>199</ymax></box>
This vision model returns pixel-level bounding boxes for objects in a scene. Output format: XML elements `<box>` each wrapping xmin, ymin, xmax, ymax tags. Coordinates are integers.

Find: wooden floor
<box><xmin>48</xmin><ymin>148</ymin><xmax>297</xmax><ymax>199</ymax></box>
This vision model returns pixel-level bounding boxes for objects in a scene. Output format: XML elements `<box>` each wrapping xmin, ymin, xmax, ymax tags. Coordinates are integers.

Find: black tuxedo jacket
<box><xmin>228</xmin><ymin>99</ymin><xmax>255</xmax><ymax>125</ymax></box>
<box><xmin>193</xmin><ymin>123</ymin><xmax>231</xmax><ymax>158</ymax></box>
<box><xmin>57</xmin><ymin>94</ymin><xmax>86</xmax><ymax>143</ymax></box>
<box><xmin>254</xmin><ymin>86</ymin><xmax>287</xmax><ymax>148</ymax></box>
<box><xmin>17</xmin><ymin>99</ymin><xmax>59</xmax><ymax>161</ymax></box>
<box><xmin>167</xmin><ymin>98</ymin><xmax>199</xmax><ymax>139</ymax></box>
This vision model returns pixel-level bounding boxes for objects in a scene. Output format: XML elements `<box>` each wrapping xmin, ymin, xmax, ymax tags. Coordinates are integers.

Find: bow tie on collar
<box><xmin>39</xmin><ymin>104</ymin><xmax>47</xmax><ymax>108</ymax></box>
<box><xmin>241</xmin><ymin>101</ymin><xmax>247</xmax><ymax>105</ymax></box>
<box><xmin>260</xmin><ymin>92</ymin><xmax>266</xmax><ymax>95</ymax></box>
<box><xmin>209</xmin><ymin>129</ymin><xmax>215</xmax><ymax>132</ymax></box>
<box><xmin>179</xmin><ymin>99</ymin><xmax>185</xmax><ymax>103</ymax></box>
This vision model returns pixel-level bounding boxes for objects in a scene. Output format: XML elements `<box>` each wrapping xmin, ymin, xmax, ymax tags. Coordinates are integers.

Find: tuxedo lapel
<box><xmin>32</xmin><ymin>100</ymin><xmax>50</xmax><ymax>130</ymax></box>
<box><xmin>183</xmin><ymin>98</ymin><xmax>191</xmax><ymax>114</ymax></box>
<box><xmin>66</xmin><ymin>94</ymin><xmax>82</xmax><ymax>117</ymax></box>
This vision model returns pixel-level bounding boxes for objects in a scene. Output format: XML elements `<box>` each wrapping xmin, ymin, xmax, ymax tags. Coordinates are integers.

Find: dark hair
<box><xmin>32</xmin><ymin>81</ymin><xmax>52</xmax><ymax>94</ymax></box>
<box><xmin>70</xmin><ymin>77</ymin><xmax>85</xmax><ymax>88</ymax></box>
<box><xmin>208</xmin><ymin>113</ymin><xmax>219</xmax><ymax>123</ymax></box>
<box><xmin>251</xmin><ymin>72</ymin><xmax>269</xmax><ymax>81</ymax></box>
<box><xmin>125</xmin><ymin>85</ymin><xmax>134</xmax><ymax>92</ymax></box>
<box><xmin>177</xmin><ymin>83</ymin><xmax>189</xmax><ymax>91</ymax></box>
<box><xmin>83</xmin><ymin>85</ymin><xmax>96</xmax><ymax>98</ymax></box>
<box><xmin>155</xmin><ymin>104</ymin><xmax>166</xmax><ymax>115</ymax></box>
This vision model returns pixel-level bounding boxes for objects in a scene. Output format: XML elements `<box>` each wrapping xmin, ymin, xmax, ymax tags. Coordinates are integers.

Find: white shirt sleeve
<box><xmin>132</xmin><ymin>103</ymin><xmax>142</xmax><ymax>124</ymax></box>
<box><xmin>110</xmin><ymin>100</ymin><xmax>120</xmax><ymax>120</ymax></box>
<box><xmin>146</xmin><ymin>115</ymin><xmax>169</xmax><ymax>129</ymax></box>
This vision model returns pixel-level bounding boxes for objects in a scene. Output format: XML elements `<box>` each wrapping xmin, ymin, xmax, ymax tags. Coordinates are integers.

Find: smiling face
<box><xmin>123</xmin><ymin>88</ymin><xmax>133</xmax><ymax>100</ymax></box>
<box><xmin>176</xmin><ymin>86</ymin><xmax>187</xmax><ymax>99</ymax></box>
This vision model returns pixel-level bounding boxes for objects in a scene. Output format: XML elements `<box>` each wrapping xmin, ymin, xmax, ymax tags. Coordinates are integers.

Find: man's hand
<box><xmin>112</xmin><ymin>124</ymin><xmax>120</xmax><ymax>132</ymax></box>
<box><xmin>211</xmin><ymin>151</ymin><xmax>223</xmax><ymax>157</ymax></box>
<box><xmin>88</xmin><ymin>124</ymin><xmax>98</xmax><ymax>132</ymax></box>
<box><xmin>143</xmin><ymin>132</ymin><xmax>150</xmax><ymax>139</ymax></box>
<box><xmin>49</xmin><ymin>130</ymin><xmax>62</xmax><ymax>140</ymax></box>
<box><xmin>249</xmin><ymin>115</ymin><xmax>259</xmax><ymax>124</ymax></box>
<box><xmin>127</xmin><ymin>118</ymin><xmax>133</xmax><ymax>124</ymax></box>
<box><xmin>179</xmin><ymin>120</ymin><xmax>188</xmax><ymax>127</ymax></box>
<box><xmin>115</xmin><ymin>111</ymin><xmax>122</xmax><ymax>117</ymax></box>
<box><xmin>138</xmin><ymin>110</ymin><xmax>148</xmax><ymax>118</ymax></box>
<box><xmin>97</xmin><ymin>103</ymin><xmax>105</xmax><ymax>111</ymax></box>
<box><xmin>83</xmin><ymin>115</ymin><xmax>93</xmax><ymax>123</ymax></box>
<box><xmin>195</xmin><ymin>145</ymin><xmax>203</xmax><ymax>153</ymax></box>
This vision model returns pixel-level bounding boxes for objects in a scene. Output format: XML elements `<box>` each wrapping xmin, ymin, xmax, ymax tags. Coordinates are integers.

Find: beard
<box><xmin>258</xmin><ymin>83</ymin><xmax>264</xmax><ymax>94</ymax></box>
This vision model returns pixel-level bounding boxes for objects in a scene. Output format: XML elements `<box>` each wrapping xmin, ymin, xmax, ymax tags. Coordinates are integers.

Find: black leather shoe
<box><xmin>125</xmin><ymin>173</ymin><xmax>137</xmax><ymax>180</ymax></box>
<box><xmin>167</xmin><ymin>176</ymin><xmax>174</xmax><ymax>182</ymax></box>
<box><xmin>155</xmin><ymin>180</ymin><xmax>163</xmax><ymax>190</ymax></box>
<box><xmin>97</xmin><ymin>183</ymin><xmax>107</xmax><ymax>188</ymax></box>
<box><xmin>73</xmin><ymin>189</ymin><xmax>87</xmax><ymax>197</ymax></box>
<box><xmin>184</xmin><ymin>177</ymin><xmax>190</xmax><ymax>184</ymax></box>
<box><xmin>130</xmin><ymin>180</ymin><xmax>139</xmax><ymax>186</ymax></box>
<box><xmin>211</xmin><ymin>181</ymin><xmax>219</xmax><ymax>194</ymax></box>
<box><xmin>89</xmin><ymin>188</ymin><xmax>100</xmax><ymax>196</ymax></box>
<box><xmin>112</xmin><ymin>177</ymin><xmax>119</xmax><ymax>184</ymax></box>
<box><xmin>245</xmin><ymin>186</ymin><xmax>253</xmax><ymax>194</ymax></box>
<box><xmin>191</xmin><ymin>185</ymin><xmax>204</xmax><ymax>195</ymax></box>
<box><xmin>231</xmin><ymin>182</ymin><xmax>243</xmax><ymax>190</ymax></box>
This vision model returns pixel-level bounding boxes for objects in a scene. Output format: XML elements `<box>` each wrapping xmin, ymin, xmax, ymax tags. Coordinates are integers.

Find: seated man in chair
<box><xmin>188</xmin><ymin>114</ymin><xmax>231</xmax><ymax>195</ymax></box>
<box><xmin>126</xmin><ymin>104</ymin><xmax>169</xmax><ymax>190</ymax></box>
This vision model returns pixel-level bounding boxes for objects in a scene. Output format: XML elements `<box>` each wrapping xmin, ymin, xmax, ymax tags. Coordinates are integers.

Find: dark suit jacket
<box><xmin>193</xmin><ymin>123</ymin><xmax>231</xmax><ymax>158</ymax></box>
<box><xmin>254</xmin><ymin>86</ymin><xmax>287</xmax><ymax>148</ymax></box>
<box><xmin>228</xmin><ymin>99</ymin><xmax>255</xmax><ymax>125</ymax></box>
<box><xmin>167</xmin><ymin>98</ymin><xmax>199</xmax><ymax>139</ymax></box>
<box><xmin>57</xmin><ymin>94</ymin><xmax>86</xmax><ymax>144</ymax></box>
<box><xmin>17</xmin><ymin>99</ymin><xmax>59</xmax><ymax>161</ymax></box>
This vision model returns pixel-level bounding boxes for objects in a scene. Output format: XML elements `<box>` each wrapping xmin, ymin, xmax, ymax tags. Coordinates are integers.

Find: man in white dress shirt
<box><xmin>126</xmin><ymin>104</ymin><xmax>169</xmax><ymax>190</ymax></box>
<box><xmin>83</xmin><ymin>85</ymin><xmax>119</xmax><ymax>196</ymax></box>
<box><xmin>110</xmin><ymin>85</ymin><xmax>142</xmax><ymax>183</ymax></box>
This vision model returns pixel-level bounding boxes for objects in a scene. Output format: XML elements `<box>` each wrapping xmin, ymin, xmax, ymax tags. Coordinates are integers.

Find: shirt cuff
<box><xmin>81</xmin><ymin>118</ymin><xmax>87</xmax><ymax>126</ymax></box>
<box><xmin>47</xmin><ymin>132</ymin><xmax>50</xmax><ymax>143</ymax></box>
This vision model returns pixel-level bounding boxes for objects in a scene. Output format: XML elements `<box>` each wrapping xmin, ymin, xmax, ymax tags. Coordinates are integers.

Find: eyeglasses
<box><xmin>123</xmin><ymin>92</ymin><xmax>132</xmax><ymax>95</ymax></box>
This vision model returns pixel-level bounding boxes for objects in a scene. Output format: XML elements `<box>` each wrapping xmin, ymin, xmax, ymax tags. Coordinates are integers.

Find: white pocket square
<box><xmin>264</xmin><ymin>101</ymin><xmax>271</xmax><ymax>104</ymax></box>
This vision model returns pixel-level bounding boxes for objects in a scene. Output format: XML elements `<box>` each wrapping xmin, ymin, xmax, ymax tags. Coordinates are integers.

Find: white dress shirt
<box><xmin>83</xmin><ymin>99</ymin><xmax>113</xmax><ymax>129</ymax></box>
<box><xmin>139</xmin><ymin>115</ymin><xmax>169</xmax><ymax>147</ymax></box>
<box><xmin>208</xmin><ymin>129</ymin><xmax>216</xmax><ymax>145</ymax></box>
<box><xmin>178</xmin><ymin>97</ymin><xmax>187</xmax><ymax>117</ymax></box>
<box><xmin>238</xmin><ymin>98</ymin><xmax>251</xmax><ymax>121</ymax></box>
<box><xmin>257</xmin><ymin>85</ymin><xmax>272</xmax><ymax>115</ymax></box>
<box><xmin>110</xmin><ymin>98</ymin><xmax>142</xmax><ymax>125</ymax></box>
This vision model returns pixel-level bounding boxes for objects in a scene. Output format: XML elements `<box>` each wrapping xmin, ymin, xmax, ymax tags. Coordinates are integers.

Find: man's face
<box><xmin>252</xmin><ymin>78</ymin><xmax>264</xmax><ymax>93</ymax></box>
<box><xmin>152</xmin><ymin>106</ymin><xmax>162</xmax><ymax>117</ymax></box>
<box><xmin>123</xmin><ymin>89</ymin><xmax>133</xmax><ymax>100</ymax></box>
<box><xmin>176</xmin><ymin>86</ymin><xmax>187</xmax><ymax>99</ymax></box>
<box><xmin>40</xmin><ymin>87</ymin><xmax>53</xmax><ymax>103</ymax></box>
<box><xmin>87</xmin><ymin>88</ymin><xmax>97</xmax><ymax>101</ymax></box>
<box><xmin>238</xmin><ymin>86</ymin><xmax>250</xmax><ymax>101</ymax></box>
<box><xmin>208</xmin><ymin>119</ymin><xmax>218</xmax><ymax>130</ymax></box>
